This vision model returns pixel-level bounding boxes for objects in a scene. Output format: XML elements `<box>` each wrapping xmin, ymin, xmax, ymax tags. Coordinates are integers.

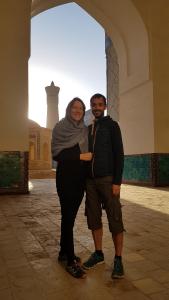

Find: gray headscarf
<box><xmin>51</xmin><ymin>98</ymin><xmax>88</xmax><ymax>159</ymax></box>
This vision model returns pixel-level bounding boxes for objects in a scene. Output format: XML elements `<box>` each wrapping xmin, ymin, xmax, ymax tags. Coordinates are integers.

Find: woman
<box><xmin>52</xmin><ymin>97</ymin><xmax>92</xmax><ymax>279</ymax></box>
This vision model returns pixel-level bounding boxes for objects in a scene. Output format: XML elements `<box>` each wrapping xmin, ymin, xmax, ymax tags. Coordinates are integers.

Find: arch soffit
<box><xmin>31</xmin><ymin>0</ymin><xmax>149</xmax><ymax>93</ymax></box>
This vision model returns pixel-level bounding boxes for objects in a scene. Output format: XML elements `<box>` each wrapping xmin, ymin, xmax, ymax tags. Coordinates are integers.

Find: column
<box><xmin>0</xmin><ymin>0</ymin><xmax>31</xmax><ymax>194</ymax></box>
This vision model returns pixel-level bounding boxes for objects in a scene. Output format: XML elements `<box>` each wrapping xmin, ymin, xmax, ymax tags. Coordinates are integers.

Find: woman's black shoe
<box><xmin>66</xmin><ymin>263</ymin><xmax>86</xmax><ymax>278</ymax></box>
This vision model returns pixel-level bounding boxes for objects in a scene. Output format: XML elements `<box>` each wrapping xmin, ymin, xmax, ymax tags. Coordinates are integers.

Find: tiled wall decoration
<box><xmin>157</xmin><ymin>154</ymin><xmax>169</xmax><ymax>186</ymax></box>
<box><xmin>123</xmin><ymin>153</ymin><xmax>169</xmax><ymax>186</ymax></box>
<box><xmin>0</xmin><ymin>152</ymin><xmax>168</xmax><ymax>193</ymax></box>
<box><xmin>0</xmin><ymin>151</ymin><xmax>28</xmax><ymax>194</ymax></box>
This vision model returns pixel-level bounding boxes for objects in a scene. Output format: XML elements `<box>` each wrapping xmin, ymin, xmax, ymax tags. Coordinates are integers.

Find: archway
<box><xmin>4</xmin><ymin>1</ymin><xmax>169</xmax><ymax>194</ymax></box>
<box><xmin>29</xmin><ymin>2</ymin><xmax>106</xmax><ymax>125</ymax></box>
<box><xmin>31</xmin><ymin>0</ymin><xmax>149</xmax><ymax>90</ymax></box>
<box><xmin>31</xmin><ymin>1</ymin><xmax>151</xmax><ymax>156</ymax></box>
<box><xmin>30</xmin><ymin>1</ymin><xmax>158</xmax><ymax>186</ymax></box>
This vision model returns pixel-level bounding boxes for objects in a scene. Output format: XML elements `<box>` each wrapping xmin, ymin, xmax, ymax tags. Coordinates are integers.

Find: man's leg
<box><xmin>97</xmin><ymin>177</ymin><xmax>125</xmax><ymax>278</ymax></box>
<box><xmin>112</xmin><ymin>231</ymin><xmax>123</xmax><ymax>256</ymax></box>
<box><xmin>83</xmin><ymin>227</ymin><xmax>104</xmax><ymax>269</ymax></box>
<box><xmin>83</xmin><ymin>179</ymin><xmax>104</xmax><ymax>269</ymax></box>
<box><xmin>92</xmin><ymin>227</ymin><xmax>103</xmax><ymax>251</ymax></box>
<box><xmin>111</xmin><ymin>221</ymin><xmax>124</xmax><ymax>278</ymax></box>
<box><xmin>112</xmin><ymin>231</ymin><xmax>124</xmax><ymax>279</ymax></box>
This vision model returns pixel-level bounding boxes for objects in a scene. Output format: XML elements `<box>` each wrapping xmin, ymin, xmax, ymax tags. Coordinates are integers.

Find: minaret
<box><xmin>45</xmin><ymin>81</ymin><xmax>60</xmax><ymax>129</ymax></box>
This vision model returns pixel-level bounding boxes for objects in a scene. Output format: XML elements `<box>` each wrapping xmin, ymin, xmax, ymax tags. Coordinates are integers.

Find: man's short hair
<box><xmin>90</xmin><ymin>93</ymin><xmax>107</xmax><ymax>106</ymax></box>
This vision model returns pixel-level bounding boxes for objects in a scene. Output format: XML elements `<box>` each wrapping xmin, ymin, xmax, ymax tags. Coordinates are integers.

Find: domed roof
<box><xmin>28</xmin><ymin>119</ymin><xmax>41</xmax><ymax>128</ymax></box>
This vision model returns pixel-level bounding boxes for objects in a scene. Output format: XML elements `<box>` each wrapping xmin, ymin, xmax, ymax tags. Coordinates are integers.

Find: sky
<box><xmin>29</xmin><ymin>2</ymin><xmax>106</xmax><ymax>127</ymax></box>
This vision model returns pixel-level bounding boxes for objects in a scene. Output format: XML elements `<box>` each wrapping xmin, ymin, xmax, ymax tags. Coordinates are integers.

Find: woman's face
<box><xmin>70</xmin><ymin>100</ymin><xmax>84</xmax><ymax>122</ymax></box>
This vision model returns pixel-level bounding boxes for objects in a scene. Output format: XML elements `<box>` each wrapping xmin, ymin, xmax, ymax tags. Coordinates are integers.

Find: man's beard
<box><xmin>93</xmin><ymin>110</ymin><xmax>104</xmax><ymax>119</ymax></box>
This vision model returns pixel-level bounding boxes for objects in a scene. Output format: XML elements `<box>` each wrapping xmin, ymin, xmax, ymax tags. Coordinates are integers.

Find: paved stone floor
<box><xmin>0</xmin><ymin>180</ymin><xmax>169</xmax><ymax>300</ymax></box>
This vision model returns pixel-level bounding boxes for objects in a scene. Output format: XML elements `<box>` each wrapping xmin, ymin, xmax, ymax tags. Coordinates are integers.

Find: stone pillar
<box><xmin>0</xmin><ymin>0</ymin><xmax>31</xmax><ymax>194</ymax></box>
<box><xmin>45</xmin><ymin>81</ymin><xmax>60</xmax><ymax>129</ymax></box>
<box><xmin>147</xmin><ymin>2</ymin><xmax>169</xmax><ymax>186</ymax></box>
<box><xmin>122</xmin><ymin>0</ymin><xmax>169</xmax><ymax>186</ymax></box>
<box><xmin>105</xmin><ymin>34</ymin><xmax>119</xmax><ymax>121</ymax></box>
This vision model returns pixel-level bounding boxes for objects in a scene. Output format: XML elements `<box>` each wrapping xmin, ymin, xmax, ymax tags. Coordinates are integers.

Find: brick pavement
<box><xmin>0</xmin><ymin>180</ymin><xmax>169</xmax><ymax>300</ymax></box>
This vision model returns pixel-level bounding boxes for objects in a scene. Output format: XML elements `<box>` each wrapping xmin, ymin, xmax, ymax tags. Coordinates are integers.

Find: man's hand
<box><xmin>80</xmin><ymin>152</ymin><xmax>93</xmax><ymax>161</ymax></box>
<box><xmin>112</xmin><ymin>184</ymin><xmax>121</xmax><ymax>196</ymax></box>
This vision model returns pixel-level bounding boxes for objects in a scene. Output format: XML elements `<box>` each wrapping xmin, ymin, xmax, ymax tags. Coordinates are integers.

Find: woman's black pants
<box><xmin>58</xmin><ymin>188</ymin><xmax>84</xmax><ymax>265</ymax></box>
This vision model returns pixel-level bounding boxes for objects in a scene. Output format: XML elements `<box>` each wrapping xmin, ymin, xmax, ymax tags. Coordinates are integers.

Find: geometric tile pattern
<box><xmin>0</xmin><ymin>151</ymin><xmax>28</xmax><ymax>194</ymax></box>
<box><xmin>123</xmin><ymin>153</ymin><xmax>169</xmax><ymax>186</ymax></box>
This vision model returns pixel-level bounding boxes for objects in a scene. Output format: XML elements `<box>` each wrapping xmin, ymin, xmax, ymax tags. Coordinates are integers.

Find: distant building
<box><xmin>45</xmin><ymin>81</ymin><xmax>60</xmax><ymax>129</ymax></box>
<box><xmin>28</xmin><ymin>119</ymin><xmax>54</xmax><ymax>178</ymax></box>
<box><xmin>29</xmin><ymin>81</ymin><xmax>60</xmax><ymax>178</ymax></box>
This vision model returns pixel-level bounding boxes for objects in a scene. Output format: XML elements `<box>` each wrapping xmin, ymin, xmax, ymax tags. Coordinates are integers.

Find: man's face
<box><xmin>91</xmin><ymin>97</ymin><xmax>106</xmax><ymax>119</ymax></box>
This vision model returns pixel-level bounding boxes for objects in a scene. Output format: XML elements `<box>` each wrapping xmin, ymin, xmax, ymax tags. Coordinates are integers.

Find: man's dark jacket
<box><xmin>88</xmin><ymin>116</ymin><xmax>124</xmax><ymax>185</ymax></box>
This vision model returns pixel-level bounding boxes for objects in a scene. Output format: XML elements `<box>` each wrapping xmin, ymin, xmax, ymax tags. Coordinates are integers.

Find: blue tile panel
<box><xmin>158</xmin><ymin>155</ymin><xmax>169</xmax><ymax>186</ymax></box>
<box><xmin>0</xmin><ymin>151</ymin><xmax>28</xmax><ymax>194</ymax></box>
<box><xmin>123</xmin><ymin>154</ymin><xmax>152</xmax><ymax>183</ymax></box>
<box><xmin>123</xmin><ymin>153</ymin><xmax>169</xmax><ymax>186</ymax></box>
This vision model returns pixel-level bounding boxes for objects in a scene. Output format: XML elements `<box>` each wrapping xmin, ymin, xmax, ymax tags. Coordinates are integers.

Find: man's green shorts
<box><xmin>85</xmin><ymin>176</ymin><xmax>124</xmax><ymax>235</ymax></box>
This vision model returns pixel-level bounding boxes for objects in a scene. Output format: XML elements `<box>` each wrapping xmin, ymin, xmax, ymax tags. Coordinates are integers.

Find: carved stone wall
<box><xmin>105</xmin><ymin>34</ymin><xmax>119</xmax><ymax>121</ymax></box>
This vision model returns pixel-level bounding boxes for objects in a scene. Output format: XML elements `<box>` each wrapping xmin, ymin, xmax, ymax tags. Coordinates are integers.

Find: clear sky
<box><xmin>29</xmin><ymin>2</ymin><xmax>106</xmax><ymax>127</ymax></box>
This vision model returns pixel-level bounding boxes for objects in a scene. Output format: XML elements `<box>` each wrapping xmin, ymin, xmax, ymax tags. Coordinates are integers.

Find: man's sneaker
<box><xmin>111</xmin><ymin>257</ymin><xmax>124</xmax><ymax>279</ymax></box>
<box><xmin>66</xmin><ymin>263</ymin><xmax>86</xmax><ymax>279</ymax></box>
<box><xmin>82</xmin><ymin>252</ymin><xmax>104</xmax><ymax>270</ymax></box>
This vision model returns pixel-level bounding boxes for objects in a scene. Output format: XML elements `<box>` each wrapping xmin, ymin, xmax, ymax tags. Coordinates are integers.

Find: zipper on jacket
<box><xmin>91</xmin><ymin>124</ymin><xmax>98</xmax><ymax>177</ymax></box>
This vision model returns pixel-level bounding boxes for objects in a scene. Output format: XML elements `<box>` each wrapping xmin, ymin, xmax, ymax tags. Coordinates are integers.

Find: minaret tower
<box><xmin>45</xmin><ymin>81</ymin><xmax>60</xmax><ymax>129</ymax></box>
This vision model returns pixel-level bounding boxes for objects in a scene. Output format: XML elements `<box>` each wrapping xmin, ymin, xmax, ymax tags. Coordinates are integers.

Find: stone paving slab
<box><xmin>0</xmin><ymin>180</ymin><xmax>169</xmax><ymax>299</ymax></box>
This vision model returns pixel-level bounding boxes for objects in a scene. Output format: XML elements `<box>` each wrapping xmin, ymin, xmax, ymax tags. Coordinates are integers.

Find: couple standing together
<box><xmin>52</xmin><ymin>93</ymin><xmax>124</xmax><ymax>279</ymax></box>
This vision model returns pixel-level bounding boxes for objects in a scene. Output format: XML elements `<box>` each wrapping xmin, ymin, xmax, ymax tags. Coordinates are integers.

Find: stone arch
<box><xmin>31</xmin><ymin>0</ymin><xmax>149</xmax><ymax>92</ymax></box>
<box><xmin>31</xmin><ymin>0</ymin><xmax>149</xmax><ymax>122</ymax></box>
<box><xmin>31</xmin><ymin>0</ymin><xmax>153</xmax><ymax>155</ymax></box>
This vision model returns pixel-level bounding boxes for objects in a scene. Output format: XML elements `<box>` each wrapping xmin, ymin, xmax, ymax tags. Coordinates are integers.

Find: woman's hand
<box><xmin>80</xmin><ymin>152</ymin><xmax>93</xmax><ymax>161</ymax></box>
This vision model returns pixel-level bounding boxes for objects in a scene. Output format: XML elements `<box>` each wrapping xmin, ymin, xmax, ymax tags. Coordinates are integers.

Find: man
<box><xmin>83</xmin><ymin>93</ymin><xmax>125</xmax><ymax>279</ymax></box>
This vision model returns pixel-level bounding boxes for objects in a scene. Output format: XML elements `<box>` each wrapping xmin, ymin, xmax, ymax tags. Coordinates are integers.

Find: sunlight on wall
<box><xmin>28</xmin><ymin>181</ymin><xmax>34</xmax><ymax>190</ymax></box>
